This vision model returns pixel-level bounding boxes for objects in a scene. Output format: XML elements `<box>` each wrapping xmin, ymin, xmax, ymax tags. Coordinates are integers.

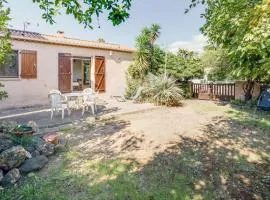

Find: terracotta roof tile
<box><xmin>7</xmin><ymin>29</ymin><xmax>135</xmax><ymax>53</ymax></box>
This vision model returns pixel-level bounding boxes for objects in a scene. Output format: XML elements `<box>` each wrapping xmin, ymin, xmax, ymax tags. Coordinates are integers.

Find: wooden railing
<box><xmin>191</xmin><ymin>83</ymin><xmax>235</xmax><ymax>101</ymax></box>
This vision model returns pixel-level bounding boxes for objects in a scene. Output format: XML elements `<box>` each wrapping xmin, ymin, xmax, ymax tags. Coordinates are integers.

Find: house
<box><xmin>0</xmin><ymin>29</ymin><xmax>134</xmax><ymax>109</ymax></box>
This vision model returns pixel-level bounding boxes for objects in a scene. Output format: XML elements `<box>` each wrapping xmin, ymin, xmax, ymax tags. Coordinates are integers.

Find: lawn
<box><xmin>1</xmin><ymin>101</ymin><xmax>269</xmax><ymax>200</ymax></box>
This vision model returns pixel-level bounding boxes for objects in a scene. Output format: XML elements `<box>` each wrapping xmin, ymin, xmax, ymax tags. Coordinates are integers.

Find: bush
<box><xmin>125</xmin><ymin>73</ymin><xmax>142</xmax><ymax>98</ymax></box>
<box><xmin>231</xmin><ymin>99</ymin><xmax>246</xmax><ymax>106</ymax></box>
<box><xmin>231</xmin><ymin>99</ymin><xmax>257</xmax><ymax>108</ymax></box>
<box><xmin>179</xmin><ymin>82</ymin><xmax>192</xmax><ymax>99</ymax></box>
<box><xmin>143</xmin><ymin>73</ymin><xmax>183</xmax><ymax>106</ymax></box>
<box><xmin>0</xmin><ymin>82</ymin><xmax>8</xmax><ymax>100</ymax></box>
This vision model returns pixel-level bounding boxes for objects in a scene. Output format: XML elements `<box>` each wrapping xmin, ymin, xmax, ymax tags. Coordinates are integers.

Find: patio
<box><xmin>0</xmin><ymin>97</ymin><xmax>155</xmax><ymax>132</ymax></box>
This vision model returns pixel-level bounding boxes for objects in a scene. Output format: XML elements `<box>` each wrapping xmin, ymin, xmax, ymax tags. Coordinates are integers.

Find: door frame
<box><xmin>71</xmin><ymin>56</ymin><xmax>92</xmax><ymax>92</ymax></box>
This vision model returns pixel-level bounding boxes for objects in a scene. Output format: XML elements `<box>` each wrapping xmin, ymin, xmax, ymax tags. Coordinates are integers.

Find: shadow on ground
<box><xmin>1</xmin><ymin>111</ymin><xmax>269</xmax><ymax>200</ymax></box>
<box><xmin>0</xmin><ymin>105</ymin><xmax>120</xmax><ymax>130</ymax></box>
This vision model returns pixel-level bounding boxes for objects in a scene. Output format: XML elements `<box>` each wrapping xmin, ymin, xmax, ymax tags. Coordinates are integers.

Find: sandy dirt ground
<box><xmin>71</xmin><ymin>100</ymin><xmax>228</xmax><ymax>163</ymax></box>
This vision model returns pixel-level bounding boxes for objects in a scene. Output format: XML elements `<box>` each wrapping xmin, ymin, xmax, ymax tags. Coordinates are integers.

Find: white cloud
<box><xmin>167</xmin><ymin>34</ymin><xmax>207</xmax><ymax>53</ymax></box>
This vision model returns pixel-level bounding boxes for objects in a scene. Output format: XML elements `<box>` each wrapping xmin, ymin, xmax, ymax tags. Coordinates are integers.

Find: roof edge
<box><xmin>11</xmin><ymin>36</ymin><xmax>135</xmax><ymax>53</ymax></box>
<box><xmin>5</xmin><ymin>28</ymin><xmax>135</xmax><ymax>53</ymax></box>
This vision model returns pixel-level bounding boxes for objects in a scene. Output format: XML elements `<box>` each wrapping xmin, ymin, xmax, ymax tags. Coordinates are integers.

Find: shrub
<box><xmin>0</xmin><ymin>82</ymin><xmax>8</xmax><ymax>100</ymax></box>
<box><xmin>125</xmin><ymin>66</ymin><xmax>143</xmax><ymax>98</ymax></box>
<box><xmin>179</xmin><ymin>82</ymin><xmax>192</xmax><ymax>99</ymax></box>
<box><xmin>231</xmin><ymin>99</ymin><xmax>257</xmax><ymax>108</ymax></box>
<box><xmin>143</xmin><ymin>73</ymin><xmax>183</xmax><ymax>106</ymax></box>
<box><xmin>231</xmin><ymin>99</ymin><xmax>246</xmax><ymax>106</ymax></box>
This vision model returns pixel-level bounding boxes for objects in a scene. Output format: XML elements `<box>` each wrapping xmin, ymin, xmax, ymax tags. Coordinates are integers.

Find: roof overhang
<box><xmin>11</xmin><ymin>36</ymin><xmax>135</xmax><ymax>53</ymax></box>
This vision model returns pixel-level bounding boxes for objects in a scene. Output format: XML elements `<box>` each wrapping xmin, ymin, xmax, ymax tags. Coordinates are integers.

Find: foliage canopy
<box><xmin>32</xmin><ymin>0</ymin><xmax>132</xmax><ymax>28</ymax></box>
<box><xmin>201</xmin><ymin>47</ymin><xmax>231</xmax><ymax>81</ymax></box>
<box><xmin>200</xmin><ymin>0</ymin><xmax>270</xmax><ymax>82</ymax></box>
<box><xmin>0</xmin><ymin>0</ymin><xmax>11</xmax><ymax>64</ymax></box>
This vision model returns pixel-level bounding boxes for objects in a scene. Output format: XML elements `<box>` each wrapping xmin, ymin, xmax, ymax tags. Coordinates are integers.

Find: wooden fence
<box><xmin>191</xmin><ymin>83</ymin><xmax>235</xmax><ymax>101</ymax></box>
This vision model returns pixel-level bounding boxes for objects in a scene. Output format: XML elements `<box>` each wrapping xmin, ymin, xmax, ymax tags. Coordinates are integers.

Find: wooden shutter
<box><xmin>58</xmin><ymin>53</ymin><xmax>72</xmax><ymax>93</ymax></box>
<box><xmin>95</xmin><ymin>56</ymin><xmax>105</xmax><ymax>92</ymax></box>
<box><xmin>21</xmin><ymin>50</ymin><xmax>37</xmax><ymax>79</ymax></box>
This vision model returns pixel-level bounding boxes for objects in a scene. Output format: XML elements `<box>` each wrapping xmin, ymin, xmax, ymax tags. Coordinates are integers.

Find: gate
<box><xmin>191</xmin><ymin>83</ymin><xmax>235</xmax><ymax>101</ymax></box>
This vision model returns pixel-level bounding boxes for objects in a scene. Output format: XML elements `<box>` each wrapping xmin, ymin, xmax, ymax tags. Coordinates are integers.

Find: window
<box><xmin>0</xmin><ymin>50</ymin><xmax>19</xmax><ymax>78</ymax></box>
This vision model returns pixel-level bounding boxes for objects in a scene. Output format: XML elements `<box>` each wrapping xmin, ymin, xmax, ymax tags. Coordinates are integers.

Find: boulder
<box><xmin>19</xmin><ymin>155</ymin><xmax>48</xmax><ymax>173</ymax></box>
<box><xmin>33</xmin><ymin>137</ymin><xmax>55</xmax><ymax>156</ymax></box>
<box><xmin>0</xmin><ymin>133</ymin><xmax>13</xmax><ymax>140</ymax></box>
<box><xmin>0</xmin><ymin>139</ymin><xmax>14</xmax><ymax>153</ymax></box>
<box><xmin>27</xmin><ymin>121</ymin><xmax>39</xmax><ymax>133</ymax></box>
<box><xmin>0</xmin><ymin>146</ymin><xmax>27</xmax><ymax>171</ymax></box>
<box><xmin>0</xmin><ymin>169</ymin><xmax>3</xmax><ymax>183</ymax></box>
<box><xmin>43</xmin><ymin>132</ymin><xmax>59</xmax><ymax>145</ymax></box>
<box><xmin>31</xmin><ymin>150</ymin><xmax>41</xmax><ymax>157</ymax></box>
<box><xmin>55</xmin><ymin>138</ymin><xmax>69</xmax><ymax>152</ymax></box>
<box><xmin>25</xmin><ymin>151</ymin><xmax>32</xmax><ymax>159</ymax></box>
<box><xmin>2</xmin><ymin>168</ymin><xmax>21</xmax><ymax>186</ymax></box>
<box><xmin>24</xmin><ymin>145</ymin><xmax>36</xmax><ymax>154</ymax></box>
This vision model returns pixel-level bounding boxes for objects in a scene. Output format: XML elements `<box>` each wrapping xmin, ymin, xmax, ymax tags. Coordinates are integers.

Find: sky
<box><xmin>7</xmin><ymin>0</ymin><xmax>207</xmax><ymax>52</ymax></box>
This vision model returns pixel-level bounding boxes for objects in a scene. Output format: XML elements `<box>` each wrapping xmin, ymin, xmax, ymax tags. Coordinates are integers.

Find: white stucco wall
<box><xmin>0</xmin><ymin>40</ymin><xmax>133</xmax><ymax>109</ymax></box>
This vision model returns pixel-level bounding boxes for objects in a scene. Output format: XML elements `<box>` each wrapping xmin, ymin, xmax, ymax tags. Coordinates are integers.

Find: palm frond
<box><xmin>143</xmin><ymin>73</ymin><xmax>183</xmax><ymax>106</ymax></box>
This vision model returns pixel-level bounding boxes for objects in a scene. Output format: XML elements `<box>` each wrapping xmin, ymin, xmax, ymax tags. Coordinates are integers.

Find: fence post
<box><xmin>210</xmin><ymin>83</ymin><xmax>213</xmax><ymax>100</ymax></box>
<box><xmin>189</xmin><ymin>82</ymin><xmax>193</xmax><ymax>98</ymax></box>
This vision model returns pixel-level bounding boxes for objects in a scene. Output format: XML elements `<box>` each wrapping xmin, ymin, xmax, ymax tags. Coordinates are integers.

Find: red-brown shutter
<box><xmin>95</xmin><ymin>56</ymin><xmax>105</xmax><ymax>92</ymax></box>
<box><xmin>58</xmin><ymin>53</ymin><xmax>72</xmax><ymax>93</ymax></box>
<box><xmin>21</xmin><ymin>50</ymin><xmax>37</xmax><ymax>79</ymax></box>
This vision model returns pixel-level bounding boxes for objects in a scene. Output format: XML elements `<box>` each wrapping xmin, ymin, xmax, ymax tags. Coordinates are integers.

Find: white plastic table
<box><xmin>62</xmin><ymin>92</ymin><xmax>96</xmax><ymax>112</ymax></box>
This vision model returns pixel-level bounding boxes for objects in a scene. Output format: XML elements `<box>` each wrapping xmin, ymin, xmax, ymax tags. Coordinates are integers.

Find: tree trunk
<box><xmin>243</xmin><ymin>80</ymin><xmax>255</xmax><ymax>101</ymax></box>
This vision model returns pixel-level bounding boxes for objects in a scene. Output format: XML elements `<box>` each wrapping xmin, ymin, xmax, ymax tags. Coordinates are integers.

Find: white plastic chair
<box><xmin>83</xmin><ymin>88</ymin><xmax>94</xmax><ymax>94</ymax></box>
<box><xmin>82</xmin><ymin>88</ymin><xmax>97</xmax><ymax>115</ymax></box>
<box><xmin>48</xmin><ymin>90</ymin><xmax>70</xmax><ymax>119</ymax></box>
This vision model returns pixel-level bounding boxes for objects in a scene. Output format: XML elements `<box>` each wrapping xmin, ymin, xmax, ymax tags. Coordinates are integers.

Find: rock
<box><xmin>0</xmin><ymin>146</ymin><xmax>27</xmax><ymax>171</ymax></box>
<box><xmin>27</xmin><ymin>121</ymin><xmax>38</xmax><ymax>133</ymax></box>
<box><xmin>0</xmin><ymin>139</ymin><xmax>14</xmax><ymax>153</ymax></box>
<box><xmin>24</xmin><ymin>145</ymin><xmax>36</xmax><ymax>154</ymax></box>
<box><xmin>25</xmin><ymin>151</ymin><xmax>32</xmax><ymax>159</ymax></box>
<box><xmin>43</xmin><ymin>132</ymin><xmax>59</xmax><ymax>145</ymax></box>
<box><xmin>42</xmin><ymin>143</ymin><xmax>54</xmax><ymax>156</ymax></box>
<box><xmin>33</xmin><ymin>137</ymin><xmax>55</xmax><ymax>156</ymax></box>
<box><xmin>31</xmin><ymin>150</ymin><xmax>40</xmax><ymax>157</ymax></box>
<box><xmin>0</xmin><ymin>133</ymin><xmax>13</xmax><ymax>140</ymax></box>
<box><xmin>55</xmin><ymin>138</ymin><xmax>69</xmax><ymax>152</ymax></box>
<box><xmin>2</xmin><ymin>168</ymin><xmax>21</xmax><ymax>186</ymax></box>
<box><xmin>27</xmin><ymin>172</ymin><xmax>35</xmax><ymax>178</ymax></box>
<box><xmin>55</xmin><ymin>144</ymin><xmax>67</xmax><ymax>153</ymax></box>
<box><xmin>0</xmin><ymin>169</ymin><xmax>3</xmax><ymax>183</ymax></box>
<box><xmin>19</xmin><ymin>155</ymin><xmax>48</xmax><ymax>173</ymax></box>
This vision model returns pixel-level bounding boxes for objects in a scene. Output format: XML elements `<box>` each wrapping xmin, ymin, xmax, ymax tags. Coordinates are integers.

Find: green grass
<box><xmin>227</xmin><ymin>107</ymin><xmax>270</xmax><ymax>131</ymax></box>
<box><xmin>0</xmin><ymin>148</ymin><xmax>197</xmax><ymax>200</ymax></box>
<box><xmin>1</xmin><ymin>140</ymin><xmax>269</xmax><ymax>200</ymax></box>
<box><xmin>59</xmin><ymin>126</ymin><xmax>74</xmax><ymax>134</ymax></box>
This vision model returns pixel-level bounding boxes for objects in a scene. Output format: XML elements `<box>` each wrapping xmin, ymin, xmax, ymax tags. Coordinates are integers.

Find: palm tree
<box><xmin>149</xmin><ymin>24</ymin><xmax>161</xmax><ymax>70</ymax></box>
<box><xmin>149</xmin><ymin>24</ymin><xmax>161</xmax><ymax>45</ymax></box>
<box><xmin>134</xmin><ymin>24</ymin><xmax>161</xmax><ymax>77</ymax></box>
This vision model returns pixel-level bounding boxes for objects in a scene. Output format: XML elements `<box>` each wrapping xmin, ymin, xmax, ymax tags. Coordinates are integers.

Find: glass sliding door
<box><xmin>83</xmin><ymin>59</ymin><xmax>91</xmax><ymax>88</ymax></box>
